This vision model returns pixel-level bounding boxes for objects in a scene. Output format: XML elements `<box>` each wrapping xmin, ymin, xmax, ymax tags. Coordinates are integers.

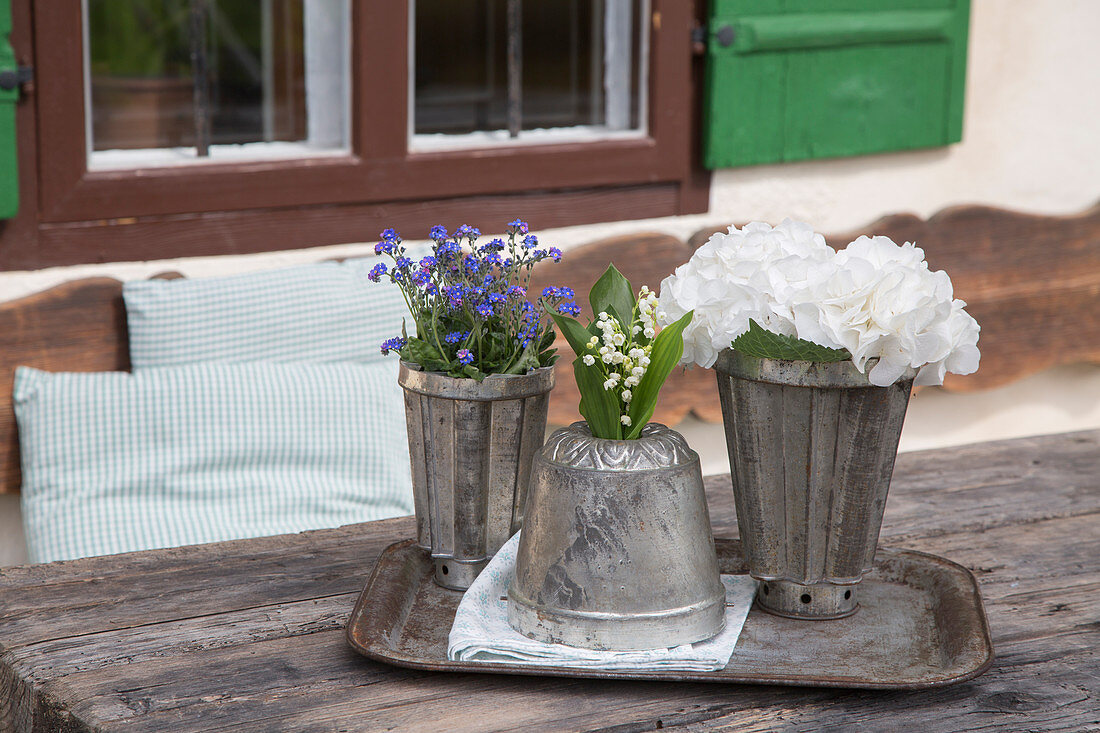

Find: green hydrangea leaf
<box><xmin>732</xmin><ymin>320</ymin><xmax>851</xmax><ymax>362</ymax></box>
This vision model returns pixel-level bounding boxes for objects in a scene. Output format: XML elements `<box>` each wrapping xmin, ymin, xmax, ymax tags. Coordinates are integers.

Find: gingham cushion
<box><xmin>123</xmin><ymin>258</ymin><xmax>411</xmax><ymax>368</ymax></box>
<box><xmin>14</xmin><ymin>361</ymin><xmax>413</xmax><ymax>563</ymax></box>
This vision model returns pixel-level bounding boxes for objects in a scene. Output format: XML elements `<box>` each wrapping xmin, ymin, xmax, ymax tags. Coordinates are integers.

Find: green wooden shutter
<box><xmin>0</xmin><ymin>0</ymin><xmax>17</xmax><ymax>218</ymax></box>
<box><xmin>702</xmin><ymin>0</ymin><xmax>970</xmax><ymax>169</ymax></box>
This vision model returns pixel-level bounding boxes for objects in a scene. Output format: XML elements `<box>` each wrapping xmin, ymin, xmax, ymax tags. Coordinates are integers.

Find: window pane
<box><xmin>414</xmin><ymin>0</ymin><xmax>646</xmax><ymax>138</ymax></box>
<box><xmin>86</xmin><ymin>0</ymin><xmax>348</xmax><ymax>162</ymax></box>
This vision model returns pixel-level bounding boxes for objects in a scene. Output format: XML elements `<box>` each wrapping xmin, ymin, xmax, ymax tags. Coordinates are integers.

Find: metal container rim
<box><xmin>750</xmin><ymin>570</ymin><xmax>868</xmax><ymax>586</ymax></box>
<box><xmin>534</xmin><ymin>453</ymin><xmax>702</xmax><ymax>474</ymax></box>
<box><xmin>398</xmin><ymin>361</ymin><xmax>555</xmax><ymax>401</ymax></box>
<box><xmin>713</xmin><ymin>349</ymin><xmax>916</xmax><ymax>389</ymax></box>
<box><xmin>537</xmin><ymin>421</ymin><xmax>702</xmax><ymax>472</ymax></box>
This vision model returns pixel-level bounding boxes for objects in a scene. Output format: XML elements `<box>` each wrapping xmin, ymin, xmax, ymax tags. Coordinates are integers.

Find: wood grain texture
<box><xmin>20</xmin><ymin>184</ymin><xmax>685</xmax><ymax>270</ymax></box>
<box><xmin>0</xmin><ymin>430</ymin><xmax>1096</xmax><ymax>732</ymax></box>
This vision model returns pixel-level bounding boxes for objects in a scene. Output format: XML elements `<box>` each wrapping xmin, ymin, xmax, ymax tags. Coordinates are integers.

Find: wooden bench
<box><xmin>2</xmin><ymin>201</ymin><xmax>1099</xmax><ymax>495</ymax></box>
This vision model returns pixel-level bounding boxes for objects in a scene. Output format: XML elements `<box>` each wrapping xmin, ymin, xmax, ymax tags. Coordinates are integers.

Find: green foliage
<box><xmin>588</xmin><ymin>264</ymin><xmax>635</xmax><ymax>326</ymax></box>
<box><xmin>624</xmin><ymin>311</ymin><xmax>692</xmax><ymax>439</ymax></box>
<box><xmin>732</xmin><ymin>319</ymin><xmax>851</xmax><ymax>362</ymax></box>
<box><xmin>551</xmin><ymin>264</ymin><xmax>693</xmax><ymax>440</ymax></box>
<box><xmin>87</xmin><ymin>0</ymin><xmax>191</xmax><ymax>77</ymax></box>
<box><xmin>379</xmin><ymin>223</ymin><xmax>567</xmax><ymax>380</ymax></box>
<box><xmin>550</xmin><ymin>311</ymin><xmax>596</xmax><ymax>357</ymax></box>
<box><xmin>505</xmin><ymin>339</ymin><xmax>543</xmax><ymax>375</ymax></box>
<box><xmin>574</xmin><ymin>355</ymin><xmax>623</xmax><ymax>440</ymax></box>
<box><xmin>403</xmin><ymin>338</ymin><xmax>449</xmax><ymax>374</ymax></box>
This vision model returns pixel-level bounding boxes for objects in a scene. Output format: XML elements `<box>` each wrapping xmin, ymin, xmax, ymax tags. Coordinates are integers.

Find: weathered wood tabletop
<box><xmin>1</xmin><ymin>430</ymin><xmax>1098</xmax><ymax>732</ymax></box>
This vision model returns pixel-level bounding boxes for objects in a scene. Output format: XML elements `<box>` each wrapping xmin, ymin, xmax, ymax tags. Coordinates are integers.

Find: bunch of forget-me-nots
<box><xmin>369</xmin><ymin>220</ymin><xmax>579</xmax><ymax>380</ymax></box>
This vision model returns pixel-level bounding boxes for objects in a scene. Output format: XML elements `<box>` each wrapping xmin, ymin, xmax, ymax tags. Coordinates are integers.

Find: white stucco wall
<box><xmin>1</xmin><ymin>0</ymin><xmax>1097</xmax><ymax>565</ymax></box>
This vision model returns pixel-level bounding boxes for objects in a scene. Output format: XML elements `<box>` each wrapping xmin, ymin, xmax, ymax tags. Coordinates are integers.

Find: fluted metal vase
<box><xmin>398</xmin><ymin>361</ymin><xmax>554</xmax><ymax>590</ymax></box>
<box><xmin>508</xmin><ymin>422</ymin><xmax>726</xmax><ymax>650</ymax></box>
<box><xmin>714</xmin><ymin>349</ymin><xmax>915</xmax><ymax>620</ymax></box>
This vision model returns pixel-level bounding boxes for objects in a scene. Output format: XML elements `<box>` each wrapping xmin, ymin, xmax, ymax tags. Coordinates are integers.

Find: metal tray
<box><xmin>346</xmin><ymin>538</ymin><xmax>993</xmax><ymax>689</ymax></box>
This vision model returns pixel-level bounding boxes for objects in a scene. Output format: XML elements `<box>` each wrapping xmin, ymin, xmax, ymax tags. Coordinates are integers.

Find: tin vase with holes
<box><xmin>400</xmin><ymin>362</ymin><xmax>553</xmax><ymax>589</ymax></box>
<box><xmin>369</xmin><ymin>220</ymin><xmax>575</xmax><ymax>590</ymax></box>
<box><xmin>714</xmin><ymin>350</ymin><xmax>914</xmax><ymax>619</ymax></box>
<box><xmin>658</xmin><ymin>220</ymin><xmax>981</xmax><ymax>620</ymax></box>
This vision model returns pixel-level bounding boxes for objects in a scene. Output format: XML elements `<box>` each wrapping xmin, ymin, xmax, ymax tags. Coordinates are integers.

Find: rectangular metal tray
<box><xmin>346</xmin><ymin>538</ymin><xmax>993</xmax><ymax>689</ymax></box>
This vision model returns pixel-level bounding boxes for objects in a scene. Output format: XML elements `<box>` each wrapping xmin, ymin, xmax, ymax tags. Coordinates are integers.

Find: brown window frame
<box><xmin>2</xmin><ymin>1</ymin><xmax>708</xmax><ymax>270</ymax></box>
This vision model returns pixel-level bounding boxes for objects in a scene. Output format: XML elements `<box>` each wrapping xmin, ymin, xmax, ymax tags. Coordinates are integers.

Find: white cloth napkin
<box><xmin>447</xmin><ymin>532</ymin><xmax>758</xmax><ymax>672</ymax></box>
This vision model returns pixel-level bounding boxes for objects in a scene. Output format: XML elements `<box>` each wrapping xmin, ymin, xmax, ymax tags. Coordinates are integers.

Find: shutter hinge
<box><xmin>0</xmin><ymin>65</ymin><xmax>33</xmax><ymax>93</ymax></box>
<box><xmin>691</xmin><ymin>23</ymin><xmax>707</xmax><ymax>55</ymax></box>
<box><xmin>692</xmin><ymin>23</ymin><xmax>736</xmax><ymax>55</ymax></box>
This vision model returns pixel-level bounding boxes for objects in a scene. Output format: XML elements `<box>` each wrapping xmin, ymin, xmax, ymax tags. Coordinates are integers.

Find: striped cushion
<box><xmin>123</xmin><ymin>259</ymin><xmax>411</xmax><ymax>368</ymax></box>
<box><xmin>14</xmin><ymin>361</ymin><xmax>413</xmax><ymax>563</ymax></box>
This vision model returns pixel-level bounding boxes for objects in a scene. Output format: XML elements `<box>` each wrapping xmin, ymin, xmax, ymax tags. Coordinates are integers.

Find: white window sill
<box><xmin>88</xmin><ymin>141</ymin><xmax>350</xmax><ymax>172</ymax></box>
<box><xmin>409</xmin><ymin>126</ymin><xmax>647</xmax><ymax>153</ymax></box>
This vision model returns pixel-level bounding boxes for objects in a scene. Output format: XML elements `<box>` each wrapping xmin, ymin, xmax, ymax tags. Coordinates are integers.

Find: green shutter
<box><xmin>0</xmin><ymin>0</ymin><xmax>16</xmax><ymax>218</ymax></box>
<box><xmin>702</xmin><ymin>0</ymin><xmax>970</xmax><ymax>169</ymax></box>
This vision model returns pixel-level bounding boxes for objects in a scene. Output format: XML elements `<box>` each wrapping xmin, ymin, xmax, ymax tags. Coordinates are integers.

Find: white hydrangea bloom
<box><xmin>658</xmin><ymin>220</ymin><xmax>980</xmax><ymax>386</ymax></box>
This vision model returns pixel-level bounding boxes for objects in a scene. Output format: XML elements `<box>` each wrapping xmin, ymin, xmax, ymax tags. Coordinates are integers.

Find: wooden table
<box><xmin>1</xmin><ymin>431</ymin><xmax>1098</xmax><ymax>732</ymax></box>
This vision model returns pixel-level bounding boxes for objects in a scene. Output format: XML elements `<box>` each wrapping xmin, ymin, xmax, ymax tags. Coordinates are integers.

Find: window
<box><xmin>412</xmin><ymin>0</ymin><xmax>648</xmax><ymax>150</ymax></box>
<box><xmin>85</xmin><ymin>0</ymin><xmax>350</xmax><ymax>169</ymax></box>
<box><xmin>1</xmin><ymin>1</ymin><xmax>706</xmax><ymax>270</ymax></box>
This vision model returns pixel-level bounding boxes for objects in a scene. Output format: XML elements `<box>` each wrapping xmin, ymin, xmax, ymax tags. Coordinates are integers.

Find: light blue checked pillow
<box><xmin>14</xmin><ymin>361</ymin><xmax>414</xmax><ymax>563</ymax></box>
<box><xmin>123</xmin><ymin>258</ymin><xmax>411</xmax><ymax>368</ymax></box>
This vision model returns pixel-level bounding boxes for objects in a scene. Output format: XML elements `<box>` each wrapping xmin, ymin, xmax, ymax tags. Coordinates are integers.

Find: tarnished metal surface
<box><xmin>346</xmin><ymin>538</ymin><xmax>995</xmax><ymax>689</ymax></box>
<box><xmin>508</xmin><ymin>423</ymin><xmax>725</xmax><ymax>650</ymax></box>
<box><xmin>760</xmin><ymin>579</ymin><xmax>857</xmax><ymax>619</ymax></box>
<box><xmin>399</xmin><ymin>362</ymin><xmax>554</xmax><ymax>590</ymax></box>
<box><xmin>713</xmin><ymin>350</ymin><xmax>914</xmax><ymax>618</ymax></box>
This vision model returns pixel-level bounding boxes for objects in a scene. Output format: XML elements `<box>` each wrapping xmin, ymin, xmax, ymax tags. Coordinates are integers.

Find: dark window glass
<box><xmin>414</xmin><ymin>0</ymin><xmax>644</xmax><ymax>137</ymax></box>
<box><xmin>87</xmin><ymin>1</ymin><xmax>346</xmax><ymax>156</ymax></box>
